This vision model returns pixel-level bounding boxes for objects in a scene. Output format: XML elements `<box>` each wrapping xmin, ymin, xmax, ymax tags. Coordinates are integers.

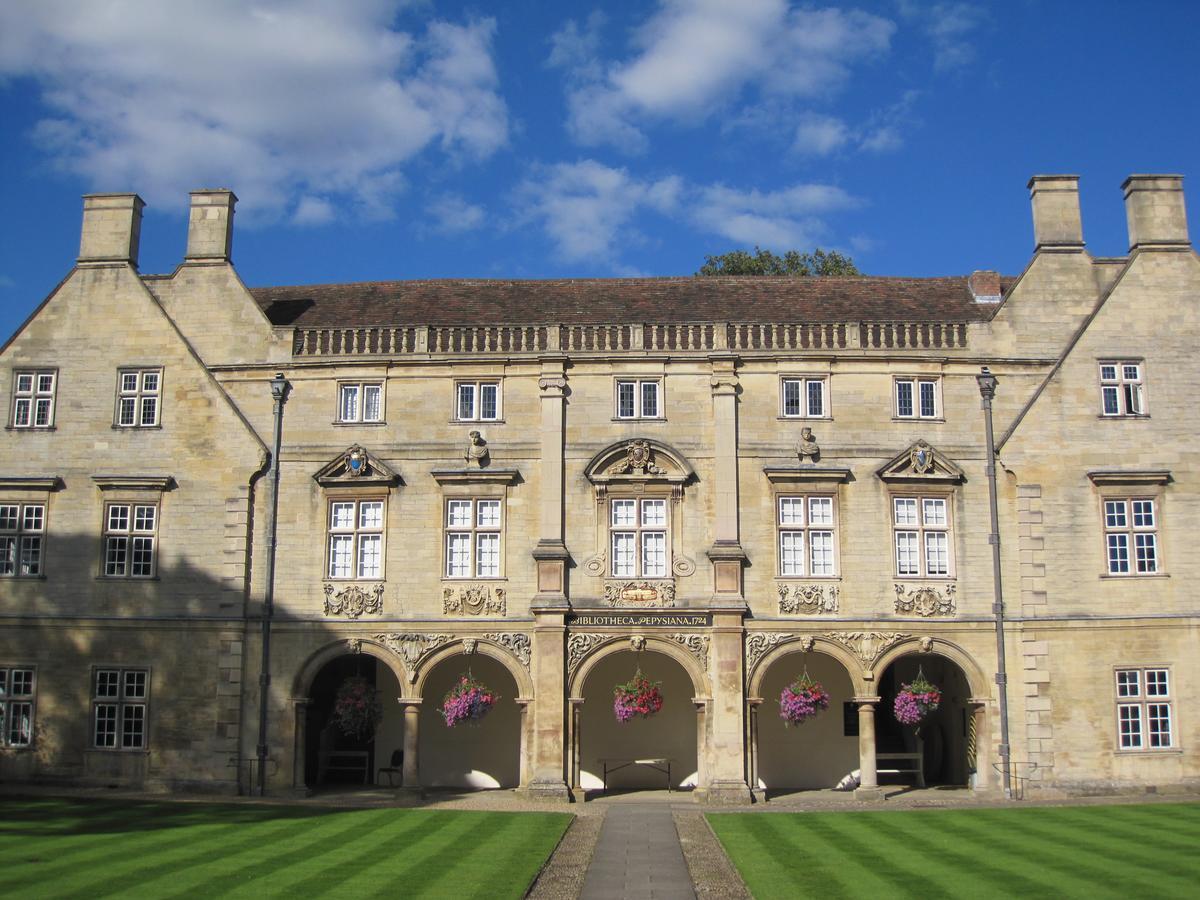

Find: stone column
<box><xmin>703</xmin><ymin>608</ymin><xmax>751</xmax><ymax>803</ymax></box>
<box><xmin>706</xmin><ymin>357</ymin><xmax>747</xmax><ymax>596</ymax></box>
<box><xmin>401</xmin><ymin>701</ymin><xmax>421</xmax><ymax>789</ymax></box>
<box><xmin>516</xmin><ymin>699</ymin><xmax>531</xmax><ymax>788</ymax></box>
<box><xmin>747</xmin><ymin>698</ymin><xmax>762</xmax><ymax>797</ymax></box>
<box><xmin>527</xmin><ymin>610</ymin><xmax>571</xmax><ymax>800</ymax></box>
<box><xmin>569</xmin><ymin>698</ymin><xmax>585</xmax><ymax>792</ymax></box>
<box><xmin>290</xmin><ymin>699</ymin><xmax>310</xmax><ymax>794</ymax></box>
<box><xmin>855</xmin><ymin>696</ymin><xmax>882</xmax><ymax>800</ymax></box>
<box><xmin>533</xmin><ymin>362</ymin><xmax>570</xmax><ymax>600</ymax></box>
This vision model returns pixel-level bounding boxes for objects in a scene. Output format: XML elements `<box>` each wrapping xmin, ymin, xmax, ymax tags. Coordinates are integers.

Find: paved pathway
<box><xmin>580</xmin><ymin>802</ymin><xmax>695</xmax><ymax>900</ymax></box>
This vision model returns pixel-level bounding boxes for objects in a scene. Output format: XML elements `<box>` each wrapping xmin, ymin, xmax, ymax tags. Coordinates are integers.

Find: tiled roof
<box><xmin>249</xmin><ymin>276</ymin><xmax>1010</xmax><ymax>327</ymax></box>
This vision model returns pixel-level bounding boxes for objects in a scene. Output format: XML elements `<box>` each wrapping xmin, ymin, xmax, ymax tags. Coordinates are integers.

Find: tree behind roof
<box><xmin>698</xmin><ymin>247</ymin><xmax>860</xmax><ymax>276</ymax></box>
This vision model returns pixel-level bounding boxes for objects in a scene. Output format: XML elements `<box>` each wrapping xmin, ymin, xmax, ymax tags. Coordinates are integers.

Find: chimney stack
<box><xmin>185</xmin><ymin>189</ymin><xmax>237</xmax><ymax>262</ymax></box>
<box><xmin>77</xmin><ymin>193</ymin><xmax>145</xmax><ymax>267</ymax></box>
<box><xmin>1121</xmin><ymin>175</ymin><xmax>1189</xmax><ymax>251</ymax></box>
<box><xmin>1027</xmin><ymin>175</ymin><xmax>1084</xmax><ymax>252</ymax></box>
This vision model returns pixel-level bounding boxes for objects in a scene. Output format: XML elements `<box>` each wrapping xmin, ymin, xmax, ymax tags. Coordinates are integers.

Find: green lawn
<box><xmin>1</xmin><ymin>796</ymin><xmax>571</xmax><ymax>899</ymax></box>
<box><xmin>708</xmin><ymin>803</ymin><xmax>1200</xmax><ymax>900</ymax></box>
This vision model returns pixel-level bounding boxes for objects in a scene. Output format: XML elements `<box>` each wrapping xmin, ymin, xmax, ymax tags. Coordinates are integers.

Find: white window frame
<box><xmin>777</xmin><ymin>494</ymin><xmax>838</xmax><ymax>577</ymax></box>
<box><xmin>444</xmin><ymin>498</ymin><xmax>503</xmax><ymax>579</ymax></box>
<box><xmin>609</xmin><ymin>497</ymin><xmax>669</xmax><ymax>578</ymax></box>
<box><xmin>780</xmin><ymin>377</ymin><xmax>828</xmax><ymax>419</ymax></box>
<box><xmin>337</xmin><ymin>382</ymin><xmax>384</xmax><ymax>424</ymax></box>
<box><xmin>92</xmin><ymin>667</ymin><xmax>149</xmax><ymax>750</ymax></box>
<box><xmin>894</xmin><ymin>376</ymin><xmax>941</xmax><ymax>420</ymax></box>
<box><xmin>0</xmin><ymin>502</ymin><xmax>45</xmax><ymax>578</ymax></box>
<box><xmin>115</xmin><ymin>368</ymin><xmax>162</xmax><ymax>427</ymax></box>
<box><xmin>0</xmin><ymin>666</ymin><xmax>36</xmax><ymax>748</ymax></box>
<box><xmin>1102</xmin><ymin>497</ymin><xmax>1159</xmax><ymax>576</ymax></box>
<box><xmin>103</xmin><ymin>502</ymin><xmax>158</xmax><ymax>578</ymax></box>
<box><xmin>1099</xmin><ymin>360</ymin><xmax>1146</xmax><ymax>417</ymax></box>
<box><xmin>455</xmin><ymin>381</ymin><xmax>501</xmax><ymax>422</ymax></box>
<box><xmin>892</xmin><ymin>495</ymin><xmax>954</xmax><ymax>579</ymax></box>
<box><xmin>326</xmin><ymin>497</ymin><xmax>386</xmax><ymax>580</ymax></box>
<box><xmin>1115</xmin><ymin>667</ymin><xmax>1173</xmax><ymax>750</ymax></box>
<box><xmin>10</xmin><ymin>369</ymin><xmax>56</xmax><ymax>429</ymax></box>
<box><xmin>615</xmin><ymin>379</ymin><xmax>662</xmax><ymax>420</ymax></box>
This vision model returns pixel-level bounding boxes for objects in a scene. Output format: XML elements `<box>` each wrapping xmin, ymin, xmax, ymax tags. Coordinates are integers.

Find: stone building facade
<box><xmin>1</xmin><ymin>174</ymin><xmax>1196</xmax><ymax>800</ymax></box>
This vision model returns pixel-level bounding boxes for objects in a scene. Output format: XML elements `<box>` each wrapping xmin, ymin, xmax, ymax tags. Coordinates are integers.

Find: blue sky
<box><xmin>2</xmin><ymin>0</ymin><xmax>1197</xmax><ymax>341</ymax></box>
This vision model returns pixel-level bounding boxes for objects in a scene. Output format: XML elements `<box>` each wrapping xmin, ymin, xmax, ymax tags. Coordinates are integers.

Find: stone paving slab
<box><xmin>580</xmin><ymin>803</ymin><xmax>695</xmax><ymax>900</ymax></box>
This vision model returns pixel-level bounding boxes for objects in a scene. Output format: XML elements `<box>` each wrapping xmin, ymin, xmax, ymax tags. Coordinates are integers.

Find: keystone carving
<box><xmin>323</xmin><ymin>583</ymin><xmax>384</xmax><ymax>619</ymax></box>
<box><xmin>374</xmin><ymin>632</ymin><xmax>453</xmax><ymax>681</ymax></box>
<box><xmin>484</xmin><ymin>632</ymin><xmax>532</xmax><ymax>669</ymax></box>
<box><xmin>670</xmin><ymin>633</ymin><xmax>710</xmax><ymax>670</ymax></box>
<box><xmin>823</xmin><ymin>631</ymin><xmax>910</xmax><ymax>667</ymax></box>
<box><xmin>777</xmin><ymin>583</ymin><xmax>839</xmax><ymax>614</ymax></box>
<box><xmin>745</xmin><ymin>632</ymin><xmax>792</xmax><ymax>674</ymax></box>
<box><xmin>798</xmin><ymin>636</ymin><xmax>815</xmax><ymax>653</ymax></box>
<box><xmin>895</xmin><ymin>584</ymin><xmax>957</xmax><ymax>617</ymax></box>
<box><xmin>443</xmin><ymin>585</ymin><xmax>506</xmax><ymax>616</ymax></box>
<box><xmin>347</xmin><ymin>638</ymin><xmax>363</xmax><ymax>654</ymax></box>
<box><xmin>462</xmin><ymin>638</ymin><xmax>477</xmax><ymax>656</ymax></box>
<box><xmin>629</xmin><ymin>635</ymin><xmax>646</xmax><ymax>652</ymax></box>
<box><xmin>603</xmin><ymin>579</ymin><xmax>677</xmax><ymax>607</ymax></box>
<box><xmin>567</xmin><ymin>633</ymin><xmax>607</xmax><ymax>677</ymax></box>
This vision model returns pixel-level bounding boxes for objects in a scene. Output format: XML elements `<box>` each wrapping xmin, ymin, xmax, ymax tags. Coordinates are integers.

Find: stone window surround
<box><xmin>325</xmin><ymin>493</ymin><xmax>388</xmax><ymax>581</ymax></box>
<box><xmin>114</xmin><ymin>366</ymin><xmax>163</xmax><ymax>428</ymax></box>
<box><xmin>774</xmin><ymin>492</ymin><xmax>839</xmax><ymax>579</ymax></box>
<box><xmin>1114</xmin><ymin>665</ymin><xmax>1175</xmax><ymax>752</ymax></box>
<box><xmin>1088</xmin><ymin>470</ymin><xmax>1170</xmax><ymax>579</ymax></box>
<box><xmin>890</xmin><ymin>490</ymin><xmax>956</xmax><ymax>580</ymax></box>
<box><xmin>778</xmin><ymin>374</ymin><xmax>830</xmax><ymax>420</ymax></box>
<box><xmin>432</xmin><ymin>470</ymin><xmax>517</xmax><ymax>584</ymax></box>
<box><xmin>454</xmin><ymin>379</ymin><xmax>503</xmax><ymax>423</ymax></box>
<box><xmin>1097</xmin><ymin>358</ymin><xmax>1147</xmax><ymax>418</ymax></box>
<box><xmin>892</xmin><ymin>375</ymin><xmax>943</xmax><ymax>421</ymax></box>
<box><xmin>763</xmin><ymin>467</ymin><xmax>851</xmax><ymax>585</ymax></box>
<box><xmin>92</xmin><ymin>476</ymin><xmax>174</xmax><ymax>581</ymax></box>
<box><xmin>9</xmin><ymin>368</ymin><xmax>57</xmax><ymax>430</ymax></box>
<box><xmin>91</xmin><ymin>665</ymin><xmax>150</xmax><ymax>751</ymax></box>
<box><xmin>0</xmin><ymin>500</ymin><xmax>46</xmax><ymax>578</ymax></box>
<box><xmin>613</xmin><ymin>376</ymin><xmax>663</xmax><ymax>421</ymax></box>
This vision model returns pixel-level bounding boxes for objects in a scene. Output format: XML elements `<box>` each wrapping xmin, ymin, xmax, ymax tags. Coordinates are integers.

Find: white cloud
<box><xmin>898</xmin><ymin>1</ymin><xmax>989</xmax><ymax>72</ymax></box>
<box><xmin>792</xmin><ymin>114</ymin><xmax>850</xmax><ymax>156</ymax></box>
<box><xmin>292</xmin><ymin>196</ymin><xmax>336</xmax><ymax>226</ymax></box>
<box><xmin>516</xmin><ymin>159</ymin><xmax>859</xmax><ymax>264</ymax></box>
<box><xmin>548</xmin><ymin>1</ymin><xmax>894</xmax><ymax>151</ymax></box>
<box><xmin>858</xmin><ymin>90</ymin><xmax>920</xmax><ymax>153</ymax></box>
<box><xmin>424</xmin><ymin>193</ymin><xmax>486</xmax><ymax>235</ymax></box>
<box><xmin>0</xmin><ymin>1</ymin><xmax>508</xmax><ymax>220</ymax></box>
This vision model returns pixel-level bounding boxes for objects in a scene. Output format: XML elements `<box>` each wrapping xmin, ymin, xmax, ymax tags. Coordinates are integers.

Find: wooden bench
<box><xmin>876</xmin><ymin>752</ymin><xmax>925</xmax><ymax>788</ymax></box>
<box><xmin>317</xmin><ymin>750</ymin><xmax>370</xmax><ymax>785</ymax></box>
<box><xmin>597</xmin><ymin>757</ymin><xmax>675</xmax><ymax>794</ymax></box>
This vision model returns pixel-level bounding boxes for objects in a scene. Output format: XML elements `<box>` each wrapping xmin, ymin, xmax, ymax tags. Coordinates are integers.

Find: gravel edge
<box><xmin>674</xmin><ymin>810</ymin><xmax>751</xmax><ymax>899</ymax></box>
<box><xmin>526</xmin><ymin>811</ymin><xmax>604</xmax><ymax>900</ymax></box>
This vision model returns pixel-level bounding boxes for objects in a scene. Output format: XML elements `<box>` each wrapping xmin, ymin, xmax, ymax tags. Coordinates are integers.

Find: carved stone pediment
<box><xmin>876</xmin><ymin>441</ymin><xmax>964</xmax><ymax>484</ymax></box>
<box><xmin>603</xmin><ymin>579</ymin><xmax>677</xmax><ymax>607</ymax></box>
<box><xmin>314</xmin><ymin>445</ymin><xmax>401</xmax><ymax>487</ymax></box>
<box><xmin>584</xmin><ymin>439</ymin><xmax>693</xmax><ymax>487</ymax></box>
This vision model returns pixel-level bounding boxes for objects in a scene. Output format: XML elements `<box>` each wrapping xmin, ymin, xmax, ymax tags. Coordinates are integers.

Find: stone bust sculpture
<box><xmin>796</xmin><ymin>427</ymin><xmax>820</xmax><ymax>463</ymax></box>
<box><xmin>464</xmin><ymin>430</ymin><xmax>489</xmax><ymax>467</ymax></box>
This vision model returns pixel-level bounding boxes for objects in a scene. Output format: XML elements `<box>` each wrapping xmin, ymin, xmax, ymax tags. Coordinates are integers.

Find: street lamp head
<box><xmin>270</xmin><ymin>372</ymin><xmax>290</xmax><ymax>402</ymax></box>
<box><xmin>976</xmin><ymin>366</ymin><xmax>997</xmax><ymax>400</ymax></box>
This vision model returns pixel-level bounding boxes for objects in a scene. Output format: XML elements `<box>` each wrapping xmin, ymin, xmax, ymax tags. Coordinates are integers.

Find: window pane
<box><xmin>1106</xmin><ymin>534</ymin><xmax>1129</xmax><ymax>574</ymax></box>
<box><xmin>1131</xmin><ymin>500</ymin><xmax>1154</xmax><ymax>528</ymax></box>
<box><xmin>96</xmin><ymin>670</ymin><xmax>120</xmax><ymax>698</ymax></box>
<box><xmin>808</xmin><ymin>497</ymin><xmax>833</xmax><ymax>526</ymax></box>
<box><xmin>1099</xmin><ymin>364</ymin><xmax>1117</xmax><ymax>381</ymax></box>
<box><xmin>446</xmin><ymin>533</ymin><xmax>471</xmax><ymax>577</ymax></box>
<box><xmin>119</xmin><ymin>397</ymin><xmax>137</xmax><ymax>425</ymax></box>
<box><xmin>10</xmin><ymin>670</ymin><xmax>33</xmax><ymax>696</ymax></box>
<box><xmin>330</xmin><ymin>502</ymin><xmax>355</xmax><ymax>530</ymax></box>
<box><xmin>1118</xmin><ymin>704</ymin><xmax>1142</xmax><ymax>748</ymax></box>
<box><xmin>340</xmin><ymin>385</ymin><xmax>359</xmax><ymax>421</ymax></box>
<box><xmin>363</xmin><ymin>385</ymin><xmax>382</xmax><ymax>421</ymax></box>
<box><xmin>611</xmin><ymin>499</ymin><xmax>636</xmax><ymax>527</ymax></box>
<box><xmin>807</xmin><ymin>379</ymin><xmax>824</xmax><ymax>417</ymax></box>
<box><xmin>640</xmin><ymin>381</ymin><xmax>659</xmax><ymax>417</ymax></box>
<box><xmin>919</xmin><ymin>381</ymin><xmax>937</xmax><ymax>418</ymax></box>
<box><xmin>896</xmin><ymin>381</ymin><xmax>913</xmax><ymax>417</ymax></box>
<box><xmin>922</xmin><ymin>498</ymin><xmax>947</xmax><ymax>527</ymax></box>
<box><xmin>1101</xmin><ymin>385</ymin><xmax>1120</xmax><ymax>415</ymax></box>
<box><xmin>641</xmin><ymin>499</ymin><xmax>666</xmax><ymax>527</ymax></box>
<box><xmin>810</xmin><ymin>531</ymin><xmax>834</xmax><ymax>576</ymax></box>
<box><xmin>130</xmin><ymin>536</ymin><xmax>154</xmax><ymax>577</ymax></box>
<box><xmin>1116</xmin><ymin>670</ymin><xmax>1140</xmax><ymax>698</ymax></box>
<box><xmin>1146</xmin><ymin>670</ymin><xmax>1169</xmax><ymax>696</ymax></box>
<box><xmin>124</xmin><ymin>671</ymin><xmax>147</xmax><ymax>699</ymax></box>
<box><xmin>780</xmin><ymin>531</ymin><xmax>804</xmax><ymax>576</ymax></box>
<box><xmin>480</xmin><ymin>383</ymin><xmax>498</xmax><ymax>419</ymax></box>
<box><xmin>1104</xmin><ymin>501</ymin><xmax>1127</xmax><ymax>528</ymax></box>
<box><xmin>329</xmin><ymin>535</ymin><xmax>354</xmax><ymax>578</ymax></box>
<box><xmin>34</xmin><ymin>398</ymin><xmax>52</xmax><ymax>426</ymax></box>
<box><xmin>357</xmin><ymin>535</ymin><xmax>382</xmax><ymax>578</ymax></box>
<box><xmin>122</xmin><ymin>705</ymin><xmax>145</xmax><ymax>749</ymax></box>
<box><xmin>37</xmin><ymin>374</ymin><xmax>54</xmax><ymax>393</ymax></box>
<box><xmin>476</xmin><ymin>533</ymin><xmax>500</xmax><ymax>577</ymax></box>
<box><xmin>1124</xmin><ymin>383</ymin><xmax>1143</xmax><ymax>414</ymax></box>
<box><xmin>641</xmin><ymin>531</ymin><xmax>666</xmax><ymax>577</ymax></box>
<box><xmin>925</xmin><ymin>532</ymin><xmax>949</xmax><ymax>576</ymax></box>
<box><xmin>359</xmin><ymin>501</ymin><xmax>384</xmax><ymax>530</ymax></box>
<box><xmin>141</xmin><ymin>372</ymin><xmax>159</xmax><ymax>393</ymax></box>
<box><xmin>1148</xmin><ymin>704</ymin><xmax>1172</xmax><ymax>747</ymax></box>
<box><xmin>896</xmin><ymin>532</ymin><xmax>919</xmax><ymax>576</ymax></box>
<box><xmin>457</xmin><ymin>383</ymin><xmax>475</xmax><ymax>420</ymax></box>
<box><xmin>19</xmin><ymin>536</ymin><xmax>42</xmax><ymax>576</ymax></box>
<box><xmin>1135</xmin><ymin>533</ymin><xmax>1157</xmax><ymax>573</ymax></box>
<box><xmin>447</xmin><ymin>500</ymin><xmax>473</xmax><ymax>528</ymax></box>
<box><xmin>0</xmin><ymin>537</ymin><xmax>14</xmax><ymax>576</ymax></box>
<box><xmin>122</xmin><ymin>373</ymin><xmax>139</xmax><ymax>392</ymax></box>
<box><xmin>8</xmin><ymin>702</ymin><xmax>32</xmax><ymax>746</ymax></box>
<box><xmin>95</xmin><ymin>704</ymin><xmax>118</xmax><ymax>747</ymax></box>
<box><xmin>16</xmin><ymin>373</ymin><xmax>33</xmax><ymax>392</ymax></box>
<box><xmin>894</xmin><ymin>498</ymin><xmax>918</xmax><ymax>526</ymax></box>
<box><xmin>133</xmin><ymin>506</ymin><xmax>156</xmax><ymax>532</ymax></box>
<box><xmin>476</xmin><ymin>500</ymin><xmax>501</xmax><ymax>527</ymax></box>
<box><xmin>617</xmin><ymin>382</ymin><xmax>635</xmax><ymax>418</ymax></box>
<box><xmin>0</xmin><ymin>506</ymin><xmax>16</xmax><ymax>529</ymax></box>
<box><xmin>1122</xmin><ymin>364</ymin><xmax>1140</xmax><ymax>381</ymax></box>
<box><xmin>779</xmin><ymin>498</ymin><xmax>804</xmax><ymax>526</ymax></box>
<box><xmin>21</xmin><ymin>506</ymin><xmax>43</xmax><ymax>532</ymax></box>
<box><xmin>612</xmin><ymin>532</ymin><xmax>635</xmax><ymax>577</ymax></box>
<box><xmin>105</xmin><ymin>537</ymin><xmax>128</xmax><ymax>576</ymax></box>
<box><xmin>782</xmin><ymin>380</ymin><xmax>801</xmax><ymax>416</ymax></box>
<box><xmin>12</xmin><ymin>398</ymin><xmax>30</xmax><ymax>427</ymax></box>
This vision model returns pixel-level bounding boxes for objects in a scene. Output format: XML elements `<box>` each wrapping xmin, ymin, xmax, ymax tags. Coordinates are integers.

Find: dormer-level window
<box><xmin>456</xmin><ymin>381</ymin><xmax>500</xmax><ymax>421</ymax></box>
<box><xmin>338</xmin><ymin>382</ymin><xmax>383</xmax><ymax>423</ymax></box>
<box><xmin>11</xmin><ymin>370</ymin><xmax>56</xmax><ymax>428</ymax></box>
<box><xmin>616</xmin><ymin>379</ymin><xmax>661</xmax><ymax>419</ymax></box>
<box><xmin>1100</xmin><ymin>361</ymin><xmax>1145</xmax><ymax>416</ymax></box>
<box><xmin>895</xmin><ymin>377</ymin><xmax>939</xmax><ymax>419</ymax></box>
<box><xmin>116</xmin><ymin>369</ymin><xmax>161</xmax><ymax>427</ymax></box>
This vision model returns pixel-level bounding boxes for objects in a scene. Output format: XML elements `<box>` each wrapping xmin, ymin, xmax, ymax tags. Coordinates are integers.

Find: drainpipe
<box><xmin>256</xmin><ymin>372</ymin><xmax>290</xmax><ymax>795</ymax></box>
<box><xmin>976</xmin><ymin>367</ymin><xmax>1012</xmax><ymax>799</ymax></box>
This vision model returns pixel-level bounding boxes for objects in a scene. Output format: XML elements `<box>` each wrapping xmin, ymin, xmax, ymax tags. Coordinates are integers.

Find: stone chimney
<box><xmin>968</xmin><ymin>270</ymin><xmax>1002</xmax><ymax>303</ymax></box>
<box><xmin>77</xmin><ymin>193</ymin><xmax>145</xmax><ymax>266</ymax></box>
<box><xmin>185</xmin><ymin>189</ymin><xmax>237</xmax><ymax>262</ymax></box>
<box><xmin>1122</xmin><ymin>175</ymin><xmax>1189</xmax><ymax>251</ymax></box>
<box><xmin>1027</xmin><ymin>175</ymin><xmax>1084</xmax><ymax>252</ymax></box>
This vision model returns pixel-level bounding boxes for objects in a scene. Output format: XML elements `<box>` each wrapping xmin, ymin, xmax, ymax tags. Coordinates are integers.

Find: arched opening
<box><xmin>578</xmin><ymin>649</ymin><xmax>698</xmax><ymax>792</ymax></box>
<box><xmin>755</xmin><ymin>651</ymin><xmax>858</xmax><ymax>792</ymax></box>
<box><xmin>877</xmin><ymin>653</ymin><xmax>975</xmax><ymax>787</ymax></box>
<box><xmin>418</xmin><ymin>653</ymin><xmax>521</xmax><ymax>789</ymax></box>
<box><xmin>303</xmin><ymin>653</ymin><xmax>405</xmax><ymax>788</ymax></box>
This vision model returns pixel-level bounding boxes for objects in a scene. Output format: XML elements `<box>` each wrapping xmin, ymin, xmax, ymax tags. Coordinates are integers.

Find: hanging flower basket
<box><xmin>332</xmin><ymin>676</ymin><xmax>383</xmax><ymax>741</ymax></box>
<box><xmin>441</xmin><ymin>674</ymin><xmax>497</xmax><ymax>727</ymax></box>
<box><xmin>779</xmin><ymin>672</ymin><xmax>831</xmax><ymax>726</ymax></box>
<box><xmin>894</xmin><ymin>672</ymin><xmax>942</xmax><ymax>726</ymax></box>
<box><xmin>613</xmin><ymin>670</ymin><xmax>664</xmax><ymax>723</ymax></box>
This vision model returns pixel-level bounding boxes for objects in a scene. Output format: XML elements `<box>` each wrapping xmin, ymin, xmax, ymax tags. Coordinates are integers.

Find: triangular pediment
<box><xmin>314</xmin><ymin>445</ymin><xmax>400</xmax><ymax>488</ymax></box>
<box><xmin>584</xmin><ymin>438</ymin><xmax>693</xmax><ymax>486</ymax></box>
<box><xmin>876</xmin><ymin>441</ymin><xmax>964</xmax><ymax>484</ymax></box>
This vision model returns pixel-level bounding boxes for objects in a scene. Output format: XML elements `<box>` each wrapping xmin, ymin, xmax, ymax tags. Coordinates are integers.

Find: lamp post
<box><xmin>976</xmin><ymin>366</ymin><xmax>1012</xmax><ymax>799</ymax></box>
<box><xmin>256</xmin><ymin>372</ymin><xmax>290</xmax><ymax>795</ymax></box>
